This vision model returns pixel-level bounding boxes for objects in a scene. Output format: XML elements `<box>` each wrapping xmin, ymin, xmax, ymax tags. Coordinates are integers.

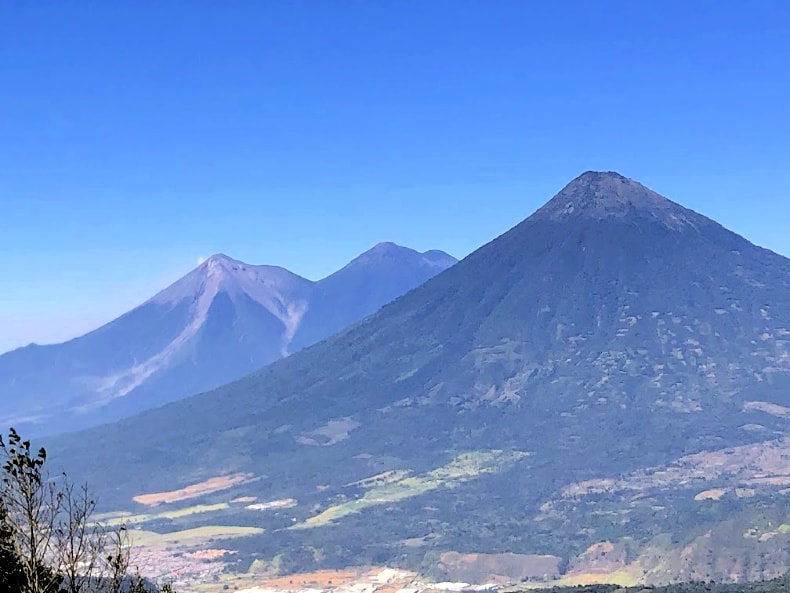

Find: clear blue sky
<box><xmin>1</xmin><ymin>1</ymin><xmax>789</xmax><ymax>354</ymax></box>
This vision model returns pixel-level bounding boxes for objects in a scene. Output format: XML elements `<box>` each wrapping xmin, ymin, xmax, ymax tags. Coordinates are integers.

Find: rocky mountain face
<box><xmin>0</xmin><ymin>244</ymin><xmax>456</xmax><ymax>436</ymax></box>
<box><xmin>51</xmin><ymin>172</ymin><xmax>790</xmax><ymax>584</ymax></box>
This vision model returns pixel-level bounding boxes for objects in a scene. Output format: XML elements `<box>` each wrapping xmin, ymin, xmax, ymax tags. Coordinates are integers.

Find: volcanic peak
<box><xmin>150</xmin><ymin>253</ymin><xmax>309</xmax><ymax>310</ymax></box>
<box><xmin>532</xmin><ymin>171</ymin><xmax>709</xmax><ymax>231</ymax></box>
<box><xmin>345</xmin><ymin>242</ymin><xmax>456</xmax><ymax>269</ymax></box>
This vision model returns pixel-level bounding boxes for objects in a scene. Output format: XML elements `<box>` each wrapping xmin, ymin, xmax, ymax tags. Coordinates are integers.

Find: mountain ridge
<box><xmin>0</xmin><ymin>243</ymin><xmax>456</xmax><ymax>435</ymax></box>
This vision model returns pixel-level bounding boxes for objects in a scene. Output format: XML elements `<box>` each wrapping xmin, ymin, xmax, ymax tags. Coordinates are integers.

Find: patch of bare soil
<box><xmin>133</xmin><ymin>473</ymin><xmax>255</xmax><ymax>505</ymax></box>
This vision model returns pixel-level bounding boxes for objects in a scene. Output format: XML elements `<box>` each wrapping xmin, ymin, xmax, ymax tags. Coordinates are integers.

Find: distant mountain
<box><xmin>0</xmin><ymin>244</ymin><xmax>456</xmax><ymax>435</ymax></box>
<box><xmin>290</xmin><ymin>242</ymin><xmax>457</xmax><ymax>351</ymax></box>
<box><xmin>52</xmin><ymin>172</ymin><xmax>790</xmax><ymax>584</ymax></box>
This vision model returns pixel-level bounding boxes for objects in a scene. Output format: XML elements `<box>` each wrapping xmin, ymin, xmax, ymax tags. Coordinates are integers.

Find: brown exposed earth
<box><xmin>133</xmin><ymin>473</ymin><xmax>256</xmax><ymax>505</ymax></box>
<box><xmin>262</xmin><ymin>570</ymin><xmax>366</xmax><ymax>588</ymax></box>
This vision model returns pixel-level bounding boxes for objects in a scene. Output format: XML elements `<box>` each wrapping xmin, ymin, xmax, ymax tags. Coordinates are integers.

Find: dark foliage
<box><xmin>522</xmin><ymin>576</ymin><xmax>790</xmax><ymax>593</ymax></box>
<box><xmin>0</xmin><ymin>501</ymin><xmax>25</xmax><ymax>591</ymax></box>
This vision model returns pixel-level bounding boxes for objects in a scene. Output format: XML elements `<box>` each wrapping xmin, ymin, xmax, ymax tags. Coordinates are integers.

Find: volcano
<box><xmin>52</xmin><ymin>172</ymin><xmax>790</xmax><ymax>583</ymax></box>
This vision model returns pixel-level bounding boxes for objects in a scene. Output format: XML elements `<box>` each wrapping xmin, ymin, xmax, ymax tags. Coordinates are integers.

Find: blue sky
<box><xmin>1</xmin><ymin>1</ymin><xmax>789</xmax><ymax>353</ymax></box>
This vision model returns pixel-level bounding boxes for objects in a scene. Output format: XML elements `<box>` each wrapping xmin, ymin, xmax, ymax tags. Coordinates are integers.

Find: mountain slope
<box><xmin>0</xmin><ymin>246</ymin><xmax>456</xmax><ymax>435</ymax></box>
<box><xmin>52</xmin><ymin>172</ymin><xmax>790</xmax><ymax>583</ymax></box>
<box><xmin>291</xmin><ymin>242</ymin><xmax>458</xmax><ymax>351</ymax></box>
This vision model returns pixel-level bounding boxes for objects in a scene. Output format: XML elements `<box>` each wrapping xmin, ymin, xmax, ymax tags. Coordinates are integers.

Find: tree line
<box><xmin>521</xmin><ymin>579</ymin><xmax>790</xmax><ymax>593</ymax></box>
<box><xmin>0</xmin><ymin>428</ymin><xmax>176</xmax><ymax>593</ymax></box>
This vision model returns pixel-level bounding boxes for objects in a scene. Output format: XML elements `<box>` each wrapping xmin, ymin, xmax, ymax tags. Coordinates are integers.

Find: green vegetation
<box><xmin>297</xmin><ymin>450</ymin><xmax>528</xmax><ymax>528</ymax></box>
<box><xmin>127</xmin><ymin>525</ymin><xmax>263</xmax><ymax>547</ymax></box>
<box><xmin>102</xmin><ymin>503</ymin><xmax>231</xmax><ymax>527</ymax></box>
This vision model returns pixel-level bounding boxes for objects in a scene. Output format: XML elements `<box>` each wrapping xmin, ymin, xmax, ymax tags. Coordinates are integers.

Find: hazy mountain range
<box><xmin>0</xmin><ymin>243</ymin><xmax>456</xmax><ymax>435</ymax></box>
<box><xmin>50</xmin><ymin>172</ymin><xmax>790</xmax><ymax>583</ymax></box>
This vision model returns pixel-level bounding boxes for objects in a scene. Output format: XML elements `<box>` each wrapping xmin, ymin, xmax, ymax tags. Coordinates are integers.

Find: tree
<box><xmin>55</xmin><ymin>481</ymin><xmax>134</xmax><ymax>593</ymax></box>
<box><xmin>0</xmin><ymin>427</ymin><xmax>173</xmax><ymax>593</ymax></box>
<box><xmin>56</xmin><ymin>480</ymin><xmax>102</xmax><ymax>593</ymax></box>
<box><xmin>0</xmin><ymin>428</ymin><xmax>63</xmax><ymax>593</ymax></box>
<box><xmin>0</xmin><ymin>499</ymin><xmax>26</xmax><ymax>590</ymax></box>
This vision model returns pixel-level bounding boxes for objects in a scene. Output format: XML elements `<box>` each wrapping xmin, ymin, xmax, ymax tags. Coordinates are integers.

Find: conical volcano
<box><xmin>53</xmin><ymin>172</ymin><xmax>790</xmax><ymax>583</ymax></box>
